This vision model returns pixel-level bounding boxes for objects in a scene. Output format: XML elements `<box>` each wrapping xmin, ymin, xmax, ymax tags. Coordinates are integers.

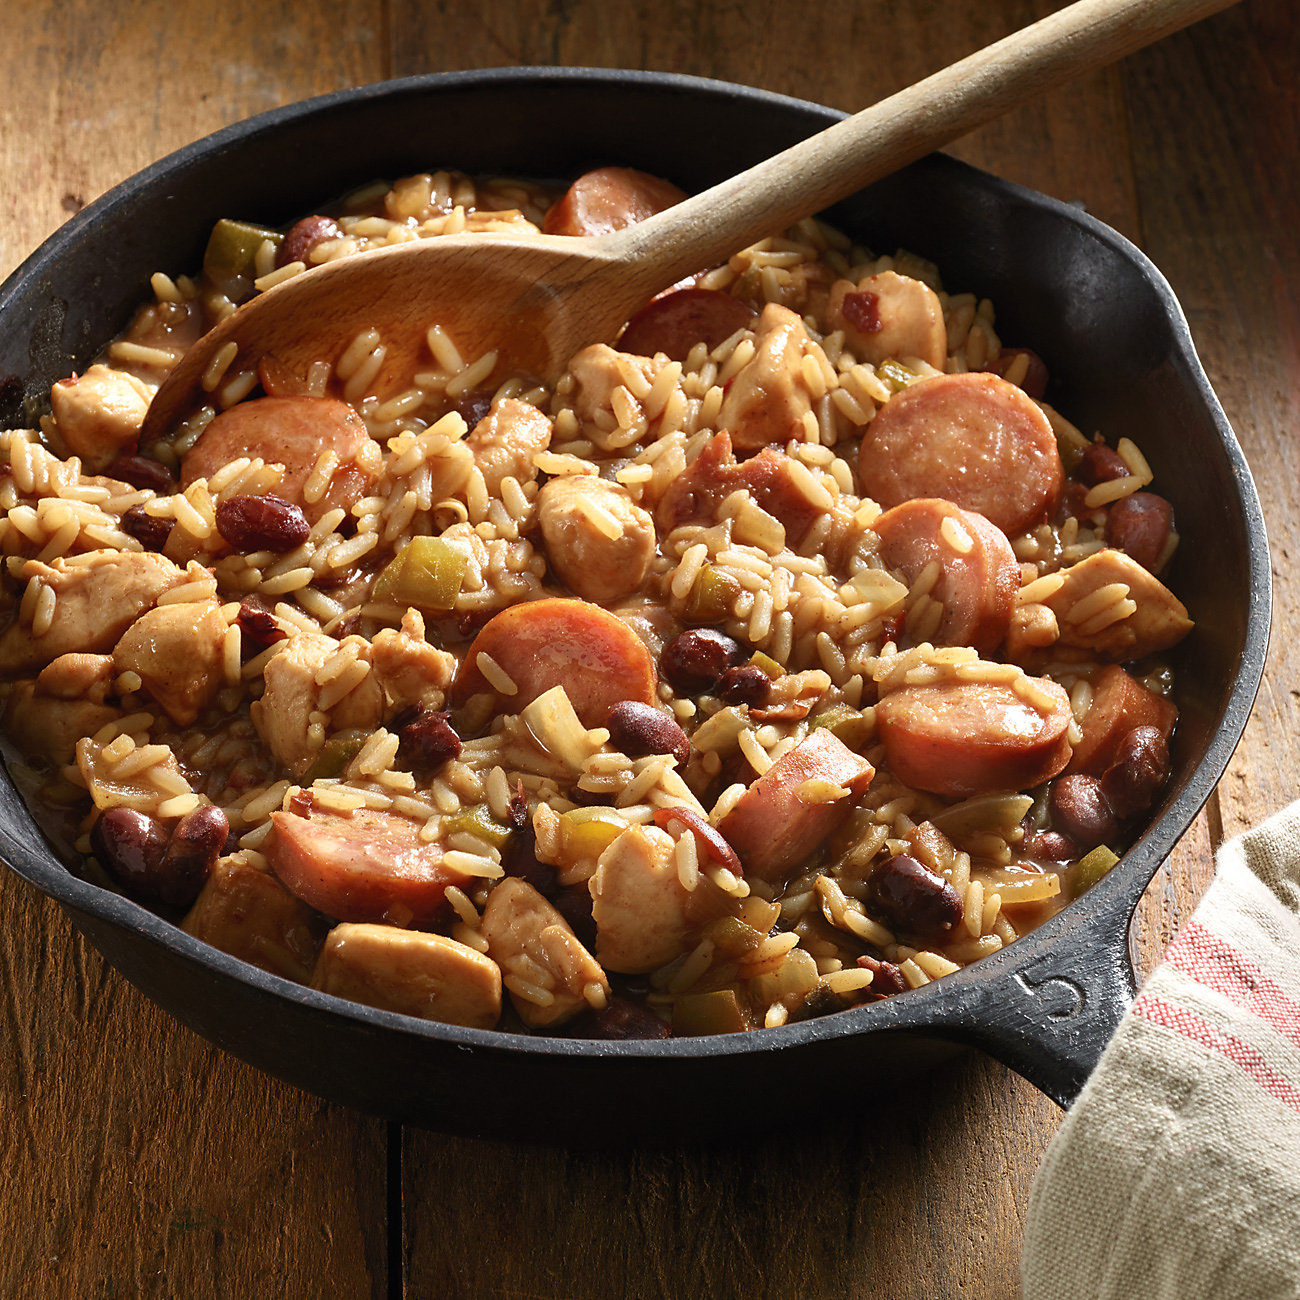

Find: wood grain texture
<box><xmin>2</xmin><ymin>0</ymin><xmax>1292</xmax><ymax>1296</ymax></box>
<box><xmin>0</xmin><ymin>2</ymin><xmax>391</xmax><ymax>1297</ymax></box>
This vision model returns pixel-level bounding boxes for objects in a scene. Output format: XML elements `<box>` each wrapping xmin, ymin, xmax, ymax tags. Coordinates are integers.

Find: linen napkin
<box><xmin>1022</xmin><ymin>799</ymin><xmax>1300</xmax><ymax>1300</ymax></box>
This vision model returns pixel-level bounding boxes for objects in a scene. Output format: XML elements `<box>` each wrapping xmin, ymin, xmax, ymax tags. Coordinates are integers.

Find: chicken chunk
<box><xmin>113</xmin><ymin>598</ymin><xmax>227</xmax><ymax>725</ymax></box>
<box><xmin>370</xmin><ymin>610</ymin><xmax>456</xmax><ymax>713</ymax></box>
<box><xmin>568</xmin><ymin>344</ymin><xmax>658</xmax><ymax>436</ymax></box>
<box><xmin>480</xmin><ymin>877</ymin><xmax>609</xmax><ymax>1028</ymax></box>
<box><xmin>1042</xmin><ymin>548</ymin><xmax>1194</xmax><ymax>661</ymax></box>
<box><xmin>49</xmin><ymin>364</ymin><xmax>152</xmax><ymax>472</ymax></box>
<box><xmin>588</xmin><ymin>824</ymin><xmax>690</xmax><ymax>974</ymax></box>
<box><xmin>0</xmin><ymin>551</ymin><xmax>186</xmax><ymax>673</ymax></box>
<box><xmin>183</xmin><ymin>854</ymin><xmax>324</xmax><ymax>983</ymax></box>
<box><xmin>311</xmin><ymin>923</ymin><xmax>502</xmax><ymax>1029</ymax></box>
<box><xmin>3</xmin><ymin>680</ymin><xmax>118</xmax><ymax>765</ymax></box>
<box><xmin>252</xmin><ymin>631</ymin><xmax>383</xmax><ymax>777</ymax></box>
<box><xmin>828</xmin><ymin>271</ymin><xmax>948</xmax><ymax>371</ymax></box>
<box><xmin>465</xmin><ymin>397</ymin><xmax>553</xmax><ymax>493</ymax></box>
<box><xmin>36</xmin><ymin>652</ymin><xmax>115</xmax><ymax>700</ymax></box>
<box><xmin>717</xmin><ymin>303</ymin><xmax>815</xmax><ymax>451</ymax></box>
<box><xmin>538</xmin><ymin>475</ymin><xmax>655</xmax><ymax>602</ymax></box>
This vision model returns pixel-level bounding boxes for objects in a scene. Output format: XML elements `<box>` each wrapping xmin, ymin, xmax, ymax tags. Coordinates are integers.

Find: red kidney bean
<box><xmin>500</xmin><ymin>786</ymin><xmax>558</xmax><ymax>898</ymax></box>
<box><xmin>157</xmin><ymin>805</ymin><xmax>228</xmax><ymax>908</ymax></box>
<box><xmin>571</xmin><ymin>996</ymin><xmax>671</xmax><ymax>1040</ymax></box>
<box><xmin>121</xmin><ymin>503</ymin><xmax>172</xmax><ymax>552</ymax></box>
<box><xmin>982</xmin><ymin>347</ymin><xmax>1049</xmax><ymax>399</ymax></box>
<box><xmin>450</xmin><ymin>390</ymin><xmax>495</xmax><ymax>430</ymax></box>
<box><xmin>1076</xmin><ymin>443</ymin><xmax>1130</xmax><ymax>486</ymax></box>
<box><xmin>90</xmin><ymin>807</ymin><xmax>169</xmax><ymax>901</ymax></box>
<box><xmin>1025</xmin><ymin>829</ymin><xmax>1078</xmax><ymax>862</ymax></box>
<box><xmin>215</xmin><ymin>494</ymin><xmax>311</xmax><ymax>553</ymax></box>
<box><xmin>1100</xmin><ymin>725</ymin><xmax>1170</xmax><ymax>819</ymax></box>
<box><xmin>1105</xmin><ymin>492</ymin><xmax>1174</xmax><ymax>572</ymax></box>
<box><xmin>552</xmin><ymin>885</ymin><xmax>597</xmax><ymax>950</ymax></box>
<box><xmin>857</xmin><ymin>954</ymin><xmax>910</xmax><ymax>997</ymax></box>
<box><xmin>606</xmin><ymin>700</ymin><xmax>690</xmax><ymax>765</ymax></box>
<box><xmin>275</xmin><ymin>215</ymin><xmax>344</xmax><ymax>269</ymax></box>
<box><xmin>651</xmin><ymin>805</ymin><xmax>742</xmax><ymax>874</ymax></box>
<box><xmin>397</xmin><ymin>710</ymin><xmax>462</xmax><ymax>771</ymax></box>
<box><xmin>660</xmin><ymin>628</ymin><xmax>745</xmax><ymax>694</ymax></box>
<box><xmin>1048</xmin><ymin>774</ymin><xmax>1119</xmax><ymax>849</ymax></box>
<box><xmin>715</xmin><ymin>664</ymin><xmax>771</xmax><ymax>706</ymax></box>
<box><xmin>235</xmin><ymin>600</ymin><xmax>287</xmax><ymax>661</ymax></box>
<box><xmin>104</xmin><ymin>454</ymin><xmax>175</xmax><ymax>494</ymax></box>
<box><xmin>869</xmin><ymin>854</ymin><xmax>963</xmax><ymax>940</ymax></box>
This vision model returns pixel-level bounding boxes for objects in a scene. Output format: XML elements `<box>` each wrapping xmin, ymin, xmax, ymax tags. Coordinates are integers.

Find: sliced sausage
<box><xmin>858</xmin><ymin>372</ymin><xmax>1063</xmax><ymax>535</ymax></box>
<box><xmin>450</xmin><ymin>597</ymin><xmax>657</xmax><ymax>727</ymax></box>
<box><xmin>872</xmin><ymin>498</ymin><xmax>1018</xmax><ymax>654</ymax></box>
<box><xmin>537</xmin><ymin>475</ymin><xmax>655</xmax><ymax>603</ymax></box>
<box><xmin>875</xmin><ymin>674</ymin><xmax>1074</xmax><ymax>799</ymax></box>
<box><xmin>311</xmin><ymin>923</ymin><xmax>502</xmax><ymax>1029</ymax></box>
<box><xmin>542</xmin><ymin>166</ymin><xmax>687</xmax><ymax>238</ymax></box>
<box><xmin>267</xmin><ymin>805</ymin><xmax>469</xmax><ymax>926</ymax></box>
<box><xmin>1105</xmin><ymin>492</ymin><xmax>1175</xmax><ymax>573</ymax></box>
<box><xmin>1068</xmin><ymin>664</ymin><xmax>1178</xmax><ymax>776</ymax></box>
<box><xmin>717</xmin><ymin>730</ymin><xmax>875</xmax><ymax>884</ymax></box>
<box><xmin>654</xmin><ymin>430</ymin><xmax>825</xmax><ymax>545</ymax></box>
<box><xmin>616</xmin><ymin>288</ymin><xmax>757</xmax><ymax>362</ymax></box>
<box><xmin>717</xmin><ymin>303</ymin><xmax>814</xmax><ymax>451</ymax></box>
<box><xmin>181</xmin><ymin>395</ymin><xmax>377</xmax><ymax>523</ymax></box>
<box><xmin>829</xmin><ymin>271</ymin><xmax>947</xmax><ymax>371</ymax></box>
<box><xmin>1041</xmin><ymin>548</ymin><xmax>1193</xmax><ymax>661</ymax></box>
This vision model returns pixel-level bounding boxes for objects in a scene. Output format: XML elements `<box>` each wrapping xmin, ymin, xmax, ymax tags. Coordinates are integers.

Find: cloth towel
<box><xmin>1023</xmin><ymin>800</ymin><xmax>1300</xmax><ymax>1300</ymax></box>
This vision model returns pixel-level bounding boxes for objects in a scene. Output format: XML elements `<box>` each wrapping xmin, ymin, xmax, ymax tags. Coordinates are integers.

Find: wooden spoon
<box><xmin>142</xmin><ymin>0</ymin><xmax>1236</xmax><ymax>441</ymax></box>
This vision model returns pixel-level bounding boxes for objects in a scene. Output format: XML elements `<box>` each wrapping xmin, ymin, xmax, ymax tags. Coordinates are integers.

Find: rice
<box><xmin>0</xmin><ymin>158</ymin><xmax>1190</xmax><ymax>1044</ymax></box>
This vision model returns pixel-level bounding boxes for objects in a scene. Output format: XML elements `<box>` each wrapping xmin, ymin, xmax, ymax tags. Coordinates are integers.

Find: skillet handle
<box><xmin>938</xmin><ymin>870</ymin><xmax>1143</xmax><ymax>1108</ymax></box>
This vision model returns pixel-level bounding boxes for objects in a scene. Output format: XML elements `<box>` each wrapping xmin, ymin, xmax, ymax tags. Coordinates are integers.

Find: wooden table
<box><xmin>0</xmin><ymin>2</ymin><xmax>1293</xmax><ymax>1295</ymax></box>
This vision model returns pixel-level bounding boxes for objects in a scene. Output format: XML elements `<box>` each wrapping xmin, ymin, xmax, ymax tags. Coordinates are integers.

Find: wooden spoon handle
<box><xmin>605</xmin><ymin>0</ymin><xmax>1237</xmax><ymax>293</ymax></box>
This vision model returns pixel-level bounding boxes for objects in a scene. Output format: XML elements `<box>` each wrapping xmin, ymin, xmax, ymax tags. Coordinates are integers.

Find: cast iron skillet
<box><xmin>0</xmin><ymin>69</ymin><xmax>1270</xmax><ymax>1142</ymax></box>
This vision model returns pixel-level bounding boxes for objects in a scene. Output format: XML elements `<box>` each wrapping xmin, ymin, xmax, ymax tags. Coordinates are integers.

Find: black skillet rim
<box><xmin>0</xmin><ymin>67</ymin><xmax>1273</xmax><ymax>1068</ymax></box>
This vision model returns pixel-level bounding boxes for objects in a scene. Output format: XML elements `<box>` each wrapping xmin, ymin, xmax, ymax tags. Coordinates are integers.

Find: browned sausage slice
<box><xmin>872</xmin><ymin>498</ymin><xmax>1019</xmax><ymax>653</ymax></box>
<box><xmin>181</xmin><ymin>395</ymin><xmax>377</xmax><ymax>523</ymax></box>
<box><xmin>1068</xmin><ymin>664</ymin><xmax>1178</xmax><ymax>775</ymax></box>
<box><xmin>717</xmin><ymin>730</ymin><xmax>875</xmax><ymax>884</ymax></box>
<box><xmin>858</xmin><ymin>372</ymin><xmax>1062</xmax><ymax>535</ymax></box>
<box><xmin>266</xmin><ymin>806</ymin><xmax>468</xmax><ymax>926</ymax></box>
<box><xmin>451</xmin><ymin>597</ymin><xmax>657</xmax><ymax>727</ymax></box>
<box><xmin>875</xmin><ymin>674</ymin><xmax>1073</xmax><ymax>798</ymax></box>
<box><xmin>616</xmin><ymin>288</ymin><xmax>757</xmax><ymax>362</ymax></box>
<box><xmin>542</xmin><ymin>166</ymin><xmax>687</xmax><ymax>238</ymax></box>
<box><xmin>654</xmin><ymin>430</ymin><xmax>824</xmax><ymax>546</ymax></box>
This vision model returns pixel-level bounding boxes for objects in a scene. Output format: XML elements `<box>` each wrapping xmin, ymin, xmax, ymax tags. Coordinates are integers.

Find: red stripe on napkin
<box><xmin>1166</xmin><ymin>921</ymin><xmax>1300</xmax><ymax>1050</ymax></box>
<box><xmin>1131</xmin><ymin>993</ymin><xmax>1300</xmax><ymax>1113</ymax></box>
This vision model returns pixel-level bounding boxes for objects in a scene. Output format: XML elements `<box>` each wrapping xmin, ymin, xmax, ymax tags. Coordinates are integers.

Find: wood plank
<box><xmin>1120</xmin><ymin>0</ymin><xmax>1299</xmax><ymax>844</ymax></box>
<box><xmin>0</xmin><ymin>2</ymin><xmax>392</xmax><ymax>1296</ymax></box>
